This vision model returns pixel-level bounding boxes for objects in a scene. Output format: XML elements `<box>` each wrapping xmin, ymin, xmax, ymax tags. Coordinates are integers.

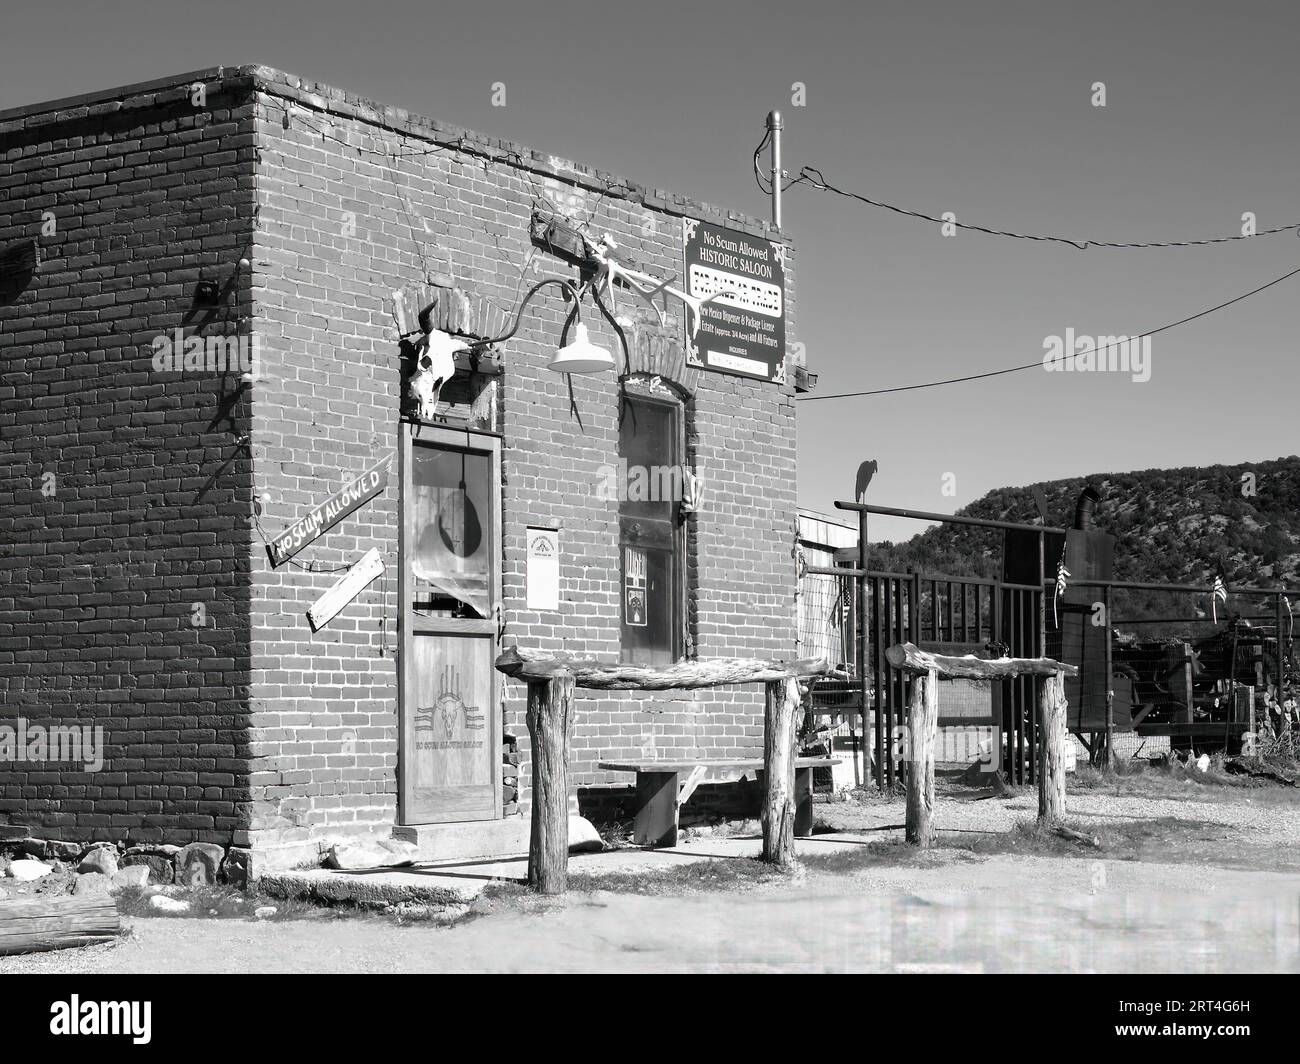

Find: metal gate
<box><xmin>801</xmin><ymin>502</ymin><xmax>1055</xmax><ymax>788</ymax></box>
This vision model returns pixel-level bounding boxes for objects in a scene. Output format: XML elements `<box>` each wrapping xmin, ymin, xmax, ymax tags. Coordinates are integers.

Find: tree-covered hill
<box><xmin>868</xmin><ymin>455</ymin><xmax>1299</xmax><ymax>627</ymax></box>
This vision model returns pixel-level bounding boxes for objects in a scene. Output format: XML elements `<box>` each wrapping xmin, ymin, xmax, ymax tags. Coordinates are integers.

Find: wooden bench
<box><xmin>598</xmin><ymin>757</ymin><xmax>838</xmax><ymax>847</ymax></box>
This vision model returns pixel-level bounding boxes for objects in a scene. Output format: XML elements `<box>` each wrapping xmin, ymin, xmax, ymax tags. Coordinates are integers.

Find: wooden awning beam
<box><xmin>886</xmin><ymin>641</ymin><xmax>1078</xmax><ymax>679</ymax></box>
<box><xmin>495</xmin><ymin>646</ymin><xmax>835</xmax><ymax>689</ymax></box>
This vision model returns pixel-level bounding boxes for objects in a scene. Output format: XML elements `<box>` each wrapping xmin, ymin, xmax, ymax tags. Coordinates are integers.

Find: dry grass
<box><xmin>113</xmin><ymin>883</ymin><xmax>338</xmax><ymax>921</ymax></box>
<box><xmin>1069</xmin><ymin>754</ymin><xmax>1299</xmax><ymax>804</ymax></box>
<box><xmin>566</xmin><ymin>856</ymin><xmax>791</xmax><ymax>896</ymax></box>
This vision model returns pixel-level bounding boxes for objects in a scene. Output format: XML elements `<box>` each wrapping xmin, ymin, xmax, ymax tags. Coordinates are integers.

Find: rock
<box><xmin>176</xmin><ymin>843</ymin><xmax>225</xmax><ymax>887</ymax></box>
<box><xmin>221</xmin><ymin>847</ymin><xmax>251</xmax><ymax>887</ymax></box>
<box><xmin>375</xmin><ymin>838</ymin><xmax>418</xmax><ymax>863</ymax></box>
<box><xmin>254</xmin><ymin>906</ymin><xmax>277</xmax><ymax>920</ymax></box>
<box><xmin>124</xmin><ymin>844</ymin><xmax>181</xmax><ymax>856</ymax></box>
<box><xmin>120</xmin><ymin>853</ymin><xmax>174</xmax><ymax>884</ymax></box>
<box><xmin>46</xmin><ymin>840</ymin><xmax>83</xmax><ymax>861</ymax></box>
<box><xmin>78</xmin><ymin>846</ymin><xmax>119</xmax><ymax>877</ymax></box>
<box><xmin>147</xmin><ymin>894</ymin><xmax>191</xmax><ymax>914</ymax></box>
<box><xmin>111</xmin><ymin>865</ymin><xmax>152</xmax><ymax>891</ymax></box>
<box><xmin>8</xmin><ymin>859</ymin><xmax>53</xmax><ymax>881</ymax></box>
<box><xmin>324</xmin><ymin>838</ymin><xmax>417</xmax><ymax>871</ymax></box>
<box><xmin>568</xmin><ymin>815</ymin><xmax>604</xmax><ymax>854</ymax></box>
<box><xmin>73</xmin><ymin>872</ymin><xmax>113</xmax><ymax>897</ymax></box>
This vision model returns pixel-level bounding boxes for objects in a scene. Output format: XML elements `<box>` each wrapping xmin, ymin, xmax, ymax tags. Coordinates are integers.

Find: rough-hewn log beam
<box><xmin>761</xmin><ymin>678</ymin><xmax>799</xmax><ymax>867</ymax></box>
<box><xmin>1038</xmin><ymin>671</ymin><xmax>1069</xmax><ymax>825</ymax></box>
<box><xmin>526</xmin><ymin>674</ymin><xmax>574</xmax><ymax>894</ymax></box>
<box><xmin>497</xmin><ymin>647</ymin><xmax>834</xmax><ymax>688</ymax></box>
<box><xmin>904</xmin><ymin>668</ymin><xmax>939</xmax><ymax>846</ymax></box>
<box><xmin>885</xmin><ymin>642</ymin><xmax>1079</xmax><ymax>679</ymax></box>
<box><xmin>0</xmin><ymin>896</ymin><xmax>120</xmax><ymax>956</ymax></box>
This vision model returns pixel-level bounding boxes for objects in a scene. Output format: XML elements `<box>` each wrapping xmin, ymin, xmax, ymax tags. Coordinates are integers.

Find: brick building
<box><xmin>0</xmin><ymin>66</ymin><xmax>806</xmax><ymax>875</ymax></box>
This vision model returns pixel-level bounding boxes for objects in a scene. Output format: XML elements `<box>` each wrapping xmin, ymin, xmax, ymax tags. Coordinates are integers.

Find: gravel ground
<box><xmin>2</xmin><ymin>854</ymin><xmax>1297</xmax><ymax>973</ymax></box>
<box><xmin>815</xmin><ymin>783</ymin><xmax>1300</xmax><ymax>846</ymax></box>
<box><xmin>3</xmin><ymin>779</ymin><xmax>1298</xmax><ymax>973</ymax></box>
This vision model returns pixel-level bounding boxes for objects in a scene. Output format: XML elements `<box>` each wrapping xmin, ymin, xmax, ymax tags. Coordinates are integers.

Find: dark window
<box><xmin>619</xmin><ymin>389</ymin><xmax>684</xmax><ymax>664</ymax></box>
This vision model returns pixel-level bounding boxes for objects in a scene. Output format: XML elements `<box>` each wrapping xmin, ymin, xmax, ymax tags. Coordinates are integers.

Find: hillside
<box><xmin>869</xmin><ymin>455</ymin><xmax>1300</xmax><ymax>627</ymax></box>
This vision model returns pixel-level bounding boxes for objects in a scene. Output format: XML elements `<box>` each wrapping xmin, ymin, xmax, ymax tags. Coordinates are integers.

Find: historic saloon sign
<box><xmin>682</xmin><ymin>218</ymin><xmax>786</xmax><ymax>383</ymax></box>
<box><xmin>267</xmin><ymin>455</ymin><xmax>391</xmax><ymax>566</ymax></box>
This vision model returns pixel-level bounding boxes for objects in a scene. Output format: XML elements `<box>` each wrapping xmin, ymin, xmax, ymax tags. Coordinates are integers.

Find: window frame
<box><xmin>617</xmin><ymin>380</ymin><xmax>689</xmax><ymax>664</ymax></box>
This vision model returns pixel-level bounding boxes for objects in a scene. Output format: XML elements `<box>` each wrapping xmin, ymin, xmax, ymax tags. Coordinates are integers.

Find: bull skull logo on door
<box><xmin>414</xmin><ymin>664</ymin><xmax>484</xmax><ymax>740</ymax></box>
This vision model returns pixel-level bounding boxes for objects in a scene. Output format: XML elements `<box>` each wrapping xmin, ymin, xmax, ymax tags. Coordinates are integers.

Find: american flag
<box><xmin>1211</xmin><ymin>574</ymin><xmax>1228</xmax><ymax>622</ymax></box>
<box><xmin>1053</xmin><ymin>560</ymin><xmax>1070</xmax><ymax>627</ymax></box>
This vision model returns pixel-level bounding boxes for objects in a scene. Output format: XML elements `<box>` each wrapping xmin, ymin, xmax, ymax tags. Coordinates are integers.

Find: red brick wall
<box><xmin>245</xmin><ymin>68</ymin><xmax>799</xmax><ymax>854</ymax></box>
<box><xmin>0</xmin><ymin>71</ymin><xmax>258</xmax><ymax>846</ymax></box>
<box><xmin>0</xmin><ymin>66</ymin><xmax>799</xmax><ymax>861</ymax></box>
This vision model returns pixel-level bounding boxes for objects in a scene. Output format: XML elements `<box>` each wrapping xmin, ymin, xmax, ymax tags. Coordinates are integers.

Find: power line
<box><xmin>798</xmin><ymin>263</ymin><xmax>1300</xmax><ymax>401</ymax></box>
<box><xmin>791</xmin><ymin>166</ymin><xmax>1300</xmax><ymax>249</ymax></box>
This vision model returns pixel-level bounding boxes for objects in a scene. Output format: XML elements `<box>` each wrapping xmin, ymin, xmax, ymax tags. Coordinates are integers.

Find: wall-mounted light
<box><xmin>467</xmin><ymin>277</ymin><xmax>614</xmax><ymax>375</ymax></box>
<box><xmin>548</xmin><ymin>322</ymin><xmax>614</xmax><ymax>374</ymax></box>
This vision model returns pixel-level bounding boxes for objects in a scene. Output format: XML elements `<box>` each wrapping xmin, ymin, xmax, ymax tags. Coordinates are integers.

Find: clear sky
<box><xmin>4</xmin><ymin>0</ymin><xmax>1296</xmax><ymax>540</ymax></box>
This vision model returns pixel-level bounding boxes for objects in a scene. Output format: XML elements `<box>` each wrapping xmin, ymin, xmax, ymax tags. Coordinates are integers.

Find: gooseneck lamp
<box><xmin>472</xmin><ymin>278</ymin><xmax>614</xmax><ymax>375</ymax></box>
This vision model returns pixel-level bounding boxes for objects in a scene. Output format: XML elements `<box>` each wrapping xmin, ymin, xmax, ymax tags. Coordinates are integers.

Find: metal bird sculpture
<box><xmin>855</xmin><ymin>459</ymin><xmax>878</xmax><ymax>503</ymax></box>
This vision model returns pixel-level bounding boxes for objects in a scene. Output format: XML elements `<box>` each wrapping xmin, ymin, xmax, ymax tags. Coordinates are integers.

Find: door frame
<box><xmin>398</xmin><ymin>421</ymin><xmax>503</xmax><ymax>826</ymax></box>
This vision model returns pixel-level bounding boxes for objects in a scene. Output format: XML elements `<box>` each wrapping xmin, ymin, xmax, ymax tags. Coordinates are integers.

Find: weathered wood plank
<box><xmin>885</xmin><ymin>642</ymin><xmax>1079</xmax><ymax>679</ymax></box>
<box><xmin>307</xmin><ymin>547</ymin><xmax>385</xmax><ymax>630</ymax></box>
<box><xmin>598</xmin><ymin>757</ymin><xmax>836</xmax><ymax>774</ymax></box>
<box><xmin>0</xmin><ymin>896</ymin><xmax>120</xmax><ymax>956</ymax></box>
<box><xmin>497</xmin><ymin>647</ymin><xmax>834</xmax><ymax>688</ymax></box>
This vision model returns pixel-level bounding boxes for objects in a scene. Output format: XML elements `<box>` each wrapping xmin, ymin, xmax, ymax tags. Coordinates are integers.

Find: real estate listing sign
<box><xmin>683</xmin><ymin>218</ymin><xmax>786</xmax><ymax>383</ymax></box>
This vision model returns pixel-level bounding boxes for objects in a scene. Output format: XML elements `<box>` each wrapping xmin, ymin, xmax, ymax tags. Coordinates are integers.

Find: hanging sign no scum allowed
<box><xmin>267</xmin><ymin>455</ymin><xmax>392</xmax><ymax>567</ymax></box>
<box><xmin>683</xmin><ymin>218</ymin><xmax>786</xmax><ymax>383</ymax></box>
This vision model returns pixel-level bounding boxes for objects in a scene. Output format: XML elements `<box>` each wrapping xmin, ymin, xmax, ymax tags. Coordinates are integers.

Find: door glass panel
<box><xmin>409</xmin><ymin>444</ymin><xmax>492</xmax><ymax>619</ymax></box>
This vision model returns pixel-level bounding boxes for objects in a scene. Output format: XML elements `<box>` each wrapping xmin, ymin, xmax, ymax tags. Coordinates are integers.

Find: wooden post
<box><xmin>761</xmin><ymin>677</ymin><xmax>799</xmax><ymax>866</ymax></box>
<box><xmin>526</xmin><ymin>672</ymin><xmax>574</xmax><ymax>894</ymax></box>
<box><xmin>904</xmin><ymin>667</ymin><xmax>939</xmax><ymax>846</ymax></box>
<box><xmin>1103</xmin><ymin>583</ymin><xmax>1115</xmax><ymax>768</ymax></box>
<box><xmin>1038</xmin><ymin>670</ymin><xmax>1068</xmax><ymax>825</ymax></box>
<box><xmin>0</xmin><ymin>896</ymin><xmax>120</xmax><ymax>956</ymax></box>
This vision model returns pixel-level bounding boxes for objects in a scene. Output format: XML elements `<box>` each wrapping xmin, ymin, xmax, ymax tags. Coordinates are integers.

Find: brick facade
<box><xmin>1</xmin><ymin>66</ymin><xmax>800</xmax><ymax>868</ymax></box>
<box><xmin>0</xmin><ymin>72</ymin><xmax>258</xmax><ymax>847</ymax></box>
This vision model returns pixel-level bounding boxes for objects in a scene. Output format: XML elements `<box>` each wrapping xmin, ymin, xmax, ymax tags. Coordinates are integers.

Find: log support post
<box><xmin>1038</xmin><ymin>670</ymin><xmax>1068</xmax><ymax>825</ymax></box>
<box><xmin>904</xmin><ymin>667</ymin><xmax>939</xmax><ymax>846</ymax></box>
<box><xmin>761</xmin><ymin>677</ymin><xmax>799</xmax><ymax>867</ymax></box>
<box><xmin>526</xmin><ymin>672</ymin><xmax>574</xmax><ymax>894</ymax></box>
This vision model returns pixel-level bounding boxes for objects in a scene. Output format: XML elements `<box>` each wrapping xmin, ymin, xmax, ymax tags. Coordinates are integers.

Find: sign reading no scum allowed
<box><xmin>683</xmin><ymin>219</ymin><xmax>786</xmax><ymax>384</ymax></box>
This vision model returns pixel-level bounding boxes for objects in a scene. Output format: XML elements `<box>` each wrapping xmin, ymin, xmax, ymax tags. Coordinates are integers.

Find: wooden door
<box><xmin>399</xmin><ymin>424</ymin><xmax>502</xmax><ymax>825</ymax></box>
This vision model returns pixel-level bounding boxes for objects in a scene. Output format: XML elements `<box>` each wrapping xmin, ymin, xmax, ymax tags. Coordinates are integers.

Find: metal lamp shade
<box><xmin>547</xmin><ymin>322</ymin><xmax>614</xmax><ymax>374</ymax></box>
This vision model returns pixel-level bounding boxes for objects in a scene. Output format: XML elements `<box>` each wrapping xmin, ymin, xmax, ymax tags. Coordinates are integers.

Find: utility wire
<box><xmin>799</xmin><ymin>263</ymin><xmax>1300</xmax><ymax>401</ymax></box>
<box><xmin>791</xmin><ymin>166</ymin><xmax>1300</xmax><ymax>249</ymax></box>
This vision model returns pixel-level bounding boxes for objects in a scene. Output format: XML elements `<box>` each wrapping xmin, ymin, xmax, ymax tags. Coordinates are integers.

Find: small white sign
<box><xmin>526</xmin><ymin>527</ymin><xmax>559</xmax><ymax>611</ymax></box>
<box><xmin>307</xmin><ymin>547</ymin><xmax>385</xmax><ymax>631</ymax></box>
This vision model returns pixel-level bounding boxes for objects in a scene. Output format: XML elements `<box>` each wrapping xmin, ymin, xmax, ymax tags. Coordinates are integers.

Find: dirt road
<box><xmin>4</xmin><ymin>852</ymin><xmax>1297</xmax><ymax>974</ymax></box>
